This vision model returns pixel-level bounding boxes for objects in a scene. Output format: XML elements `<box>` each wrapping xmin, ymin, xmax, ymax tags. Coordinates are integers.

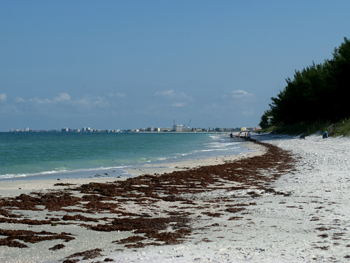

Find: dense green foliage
<box><xmin>261</xmin><ymin>118</ymin><xmax>350</xmax><ymax>137</ymax></box>
<box><xmin>260</xmin><ymin>37</ymin><xmax>350</xmax><ymax>128</ymax></box>
<box><xmin>261</xmin><ymin>121</ymin><xmax>331</xmax><ymax>136</ymax></box>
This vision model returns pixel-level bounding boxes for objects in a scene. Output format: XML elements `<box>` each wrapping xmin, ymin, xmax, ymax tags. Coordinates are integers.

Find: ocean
<box><xmin>0</xmin><ymin>132</ymin><xmax>249</xmax><ymax>181</ymax></box>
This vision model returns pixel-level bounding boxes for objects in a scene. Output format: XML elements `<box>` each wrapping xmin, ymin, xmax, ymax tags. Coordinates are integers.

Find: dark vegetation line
<box><xmin>260</xmin><ymin>37</ymin><xmax>350</xmax><ymax>135</ymax></box>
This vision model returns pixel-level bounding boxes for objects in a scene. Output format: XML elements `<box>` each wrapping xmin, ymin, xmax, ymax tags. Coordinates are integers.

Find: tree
<box><xmin>262</xmin><ymin>37</ymin><xmax>350</xmax><ymax>126</ymax></box>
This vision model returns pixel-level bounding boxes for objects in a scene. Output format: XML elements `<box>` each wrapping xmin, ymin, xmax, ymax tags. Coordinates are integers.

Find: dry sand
<box><xmin>1</xmin><ymin>134</ymin><xmax>350</xmax><ymax>262</ymax></box>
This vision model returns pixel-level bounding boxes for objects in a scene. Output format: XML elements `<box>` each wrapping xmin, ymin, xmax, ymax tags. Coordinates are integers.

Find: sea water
<box><xmin>0</xmin><ymin>132</ymin><xmax>249</xmax><ymax>180</ymax></box>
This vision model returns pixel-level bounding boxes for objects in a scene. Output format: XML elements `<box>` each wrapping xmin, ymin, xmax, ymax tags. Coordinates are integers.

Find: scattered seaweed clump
<box><xmin>65</xmin><ymin>248</ymin><xmax>104</xmax><ymax>260</ymax></box>
<box><xmin>0</xmin><ymin>228</ymin><xmax>74</xmax><ymax>249</ymax></box>
<box><xmin>49</xmin><ymin>244</ymin><xmax>65</xmax><ymax>251</ymax></box>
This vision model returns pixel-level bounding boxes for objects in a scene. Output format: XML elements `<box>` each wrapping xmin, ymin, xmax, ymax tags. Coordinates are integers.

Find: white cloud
<box><xmin>1</xmin><ymin>93</ymin><xmax>114</xmax><ymax>118</ymax></box>
<box><xmin>15</xmin><ymin>97</ymin><xmax>25</xmax><ymax>102</ymax></box>
<box><xmin>75</xmin><ymin>95</ymin><xmax>109</xmax><ymax>110</ymax></box>
<box><xmin>154</xmin><ymin>89</ymin><xmax>191</xmax><ymax>100</ymax></box>
<box><xmin>53</xmin><ymin>93</ymin><xmax>71</xmax><ymax>102</ymax></box>
<box><xmin>154</xmin><ymin>89</ymin><xmax>176</xmax><ymax>98</ymax></box>
<box><xmin>231</xmin><ymin>90</ymin><xmax>252</xmax><ymax>98</ymax></box>
<box><xmin>0</xmin><ymin>93</ymin><xmax>6</xmax><ymax>102</ymax></box>
<box><xmin>29</xmin><ymin>97</ymin><xmax>52</xmax><ymax>104</ymax></box>
<box><xmin>172</xmin><ymin>102</ymin><xmax>186</xmax><ymax>107</ymax></box>
<box><xmin>108</xmin><ymin>92</ymin><xmax>126</xmax><ymax>98</ymax></box>
<box><xmin>28</xmin><ymin>93</ymin><xmax>71</xmax><ymax>104</ymax></box>
<box><xmin>154</xmin><ymin>89</ymin><xmax>175</xmax><ymax>98</ymax></box>
<box><xmin>28</xmin><ymin>93</ymin><xmax>70</xmax><ymax>104</ymax></box>
<box><xmin>24</xmin><ymin>93</ymin><xmax>110</xmax><ymax>111</ymax></box>
<box><xmin>91</xmin><ymin>96</ymin><xmax>109</xmax><ymax>106</ymax></box>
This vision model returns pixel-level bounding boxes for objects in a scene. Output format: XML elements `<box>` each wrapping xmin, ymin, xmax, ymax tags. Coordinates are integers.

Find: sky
<box><xmin>1</xmin><ymin>0</ymin><xmax>350</xmax><ymax>131</ymax></box>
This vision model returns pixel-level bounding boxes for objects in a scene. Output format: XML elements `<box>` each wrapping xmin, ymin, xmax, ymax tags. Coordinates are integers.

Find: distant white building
<box><xmin>182</xmin><ymin>126</ymin><xmax>191</xmax><ymax>132</ymax></box>
<box><xmin>173</xmin><ymin>125</ymin><xmax>183</xmax><ymax>132</ymax></box>
<box><xmin>160</xmin><ymin>127</ymin><xmax>173</xmax><ymax>132</ymax></box>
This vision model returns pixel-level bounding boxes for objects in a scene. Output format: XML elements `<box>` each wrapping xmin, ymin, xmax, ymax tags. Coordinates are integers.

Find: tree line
<box><xmin>260</xmin><ymin>37</ymin><xmax>350</xmax><ymax>129</ymax></box>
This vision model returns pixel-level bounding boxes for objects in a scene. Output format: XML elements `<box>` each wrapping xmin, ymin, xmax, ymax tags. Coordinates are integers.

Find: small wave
<box><xmin>0</xmin><ymin>165</ymin><xmax>131</xmax><ymax>180</ymax></box>
<box><xmin>0</xmin><ymin>173</ymin><xmax>28</xmax><ymax>179</ymax></box>
<box><xmin>200</xmin><ymin>149</ymin><xmax>227</xmax><ymax>152</ymax></box>
<box><xmin>205</xmin><ymin>142</ymin><xmax>239</xmax><ymax>148</ymax></box>
<box><xmin>0</xmin><ymin>169</ymin><xmax>69</xmax><ymax>179</ymax></box>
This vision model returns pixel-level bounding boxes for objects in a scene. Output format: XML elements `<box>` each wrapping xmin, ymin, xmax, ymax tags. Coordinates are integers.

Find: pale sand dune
<box><xmin>1</xmin><ymin>134</ymin><xmax>350</xmax><ymax>262</ymax></box>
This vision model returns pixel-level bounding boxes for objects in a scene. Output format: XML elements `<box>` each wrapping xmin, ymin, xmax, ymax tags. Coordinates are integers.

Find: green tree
<box><xmin>263</xmin><ymin>37</ymin><xmax>350</xmax><ymax>126</ymax></box>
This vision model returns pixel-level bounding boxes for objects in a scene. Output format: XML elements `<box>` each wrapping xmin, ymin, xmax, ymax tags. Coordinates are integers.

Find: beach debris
<box><xmin>65</xmin><ymin>248</ymin><xmax>104</xmax><ymax>261</ymax></box>
<box><xmin>225</xmin><ymin>207</ymin><xmax>245</xmax><ymax>213</ymax></box>
<box><xmin>62</xmin><ymin>214</ymin><xmax>99</xmax><ymax>222</ymax></box>
<box><xmin>49</xmin><ymin>244</ymin><xmax>65</xmax><ymax>251</ymax></box>
<box><xmin>62</xmin><ymin>259</ymin><xmax>79</xmax><ymax>263</ymax></box>
<box><xmin>228</xmin><ymin>216</ymin><xmax>243</xmax><ymax>220</ymax></box>
<box><xmin>0</xmin><ymin>238</ymin><xmax>28</xmax><ymax>248</ymax></box>
<box><xmin>114</xmin><ymin>236</ymin><xmax>146</xmax><ymax>244</ymax></box>
<box><xmin>0</xmin><ymin>228</ymin><xmax>75</xmax><ymax>247</ymax></box>
<box><xmin>0</xmin><ymin>208</ymin><xmax>21</xmax><ymax>218</ymax></box>
<box><xmin>54</xmin><ymin>183</ymin><xmax>76</xmax><ymax>186</ymax></box>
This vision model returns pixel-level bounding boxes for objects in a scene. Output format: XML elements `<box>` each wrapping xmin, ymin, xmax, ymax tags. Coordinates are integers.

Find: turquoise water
<box><xmin>0</xmin><ymin>132</ymin><xmax>247</xmax><ymax>180</ymax></box>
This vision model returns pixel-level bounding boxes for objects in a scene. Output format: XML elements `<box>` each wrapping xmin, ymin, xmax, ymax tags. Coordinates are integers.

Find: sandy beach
<box><xmin>1</xmin><ymin>134</ymin><xmax>350</xmax><ymax>262</ymax></box>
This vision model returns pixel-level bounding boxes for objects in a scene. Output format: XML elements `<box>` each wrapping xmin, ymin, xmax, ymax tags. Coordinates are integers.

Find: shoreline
<box><xmin>124</xmin><ymin>139</ymin><xmax>265</xmax><ymax>177</ymax></box>
<box><xmin>0</xmin><ymin>138</ymin><xmax>264</xmax><ymax>198</ymax></box>
<box><xmin>0</xmin><ymin>137</ymin><xmax>287</xmax><ymax>263</ymax></box>
<box><xmin>0</xmin><ymin>132</ymin><xmax>250</xmax><ymax>182</ymax></box>
<box><xmin>2</xmin><ymin>134</ymin><xmax>349</xmax><ymax>262</ymax></box>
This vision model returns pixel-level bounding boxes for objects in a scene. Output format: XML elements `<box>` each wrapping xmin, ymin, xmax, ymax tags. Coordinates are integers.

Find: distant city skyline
<box><xmin>1</xmin><ymin>1</ymin><xmax>350</xmax><ymax>131</ymax></box>
<box><xmin>9</xmin><ymin>124</ymin><xmax>260</xmax><ymax>133</ymax></box>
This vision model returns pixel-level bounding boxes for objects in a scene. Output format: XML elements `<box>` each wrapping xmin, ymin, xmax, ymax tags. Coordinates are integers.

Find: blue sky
<box><xmin>1</xmin><ymin>1</ymin><xmax>349</xmax><ymax>131</ymax></box>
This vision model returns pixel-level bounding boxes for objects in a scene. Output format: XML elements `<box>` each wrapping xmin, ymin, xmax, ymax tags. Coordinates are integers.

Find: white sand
<box><xmin>1</xmin><ymin>134</ymin><xmax>350</xmax><ymax>262</ymax></box>
<box><xmin>100</xmin><ymin>134</ymin><xmax>350</xmax><ymax>262</ymax></box>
